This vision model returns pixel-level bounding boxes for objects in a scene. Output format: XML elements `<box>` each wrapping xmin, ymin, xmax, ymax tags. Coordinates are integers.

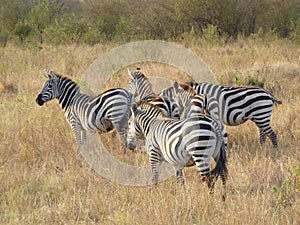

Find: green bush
<box><xmin>0</xmin><ymin>30</ymin><xmax>9</xmax><ymax>47</ymax></box>
<box><xmin>0</xmin><ymin>0</ymin><xmax>300</xmax><ymax>45</ymax></box>
<box><xmin>201</xmin><ymin>24</ymin><xmax>221</xmax><ymax>46</ymax></box>
<box><xmin>13</xmin><ymin>23</ymin><xmax>32</xmax><ymax>43</ymax></box>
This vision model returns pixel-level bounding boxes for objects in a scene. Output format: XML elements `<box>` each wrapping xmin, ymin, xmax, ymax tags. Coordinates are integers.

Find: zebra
<box><xmin>128</xmin><ymin>68</ymin><xmax>180</xmax><ymax>119</ymax></box>
<box><xmin>36</xmin><ymin>71</ymin><xmax>134</xmax><ymax>147</ymax></box>
<box><xmin>127</xmin><ymin>101</ymin><xmax>228</xmax><ymax>200</ymax></box>
<box><xmin>185</xmin><ymin>82</ymin><xmax>283</xmax><ymax>148</ymax></box>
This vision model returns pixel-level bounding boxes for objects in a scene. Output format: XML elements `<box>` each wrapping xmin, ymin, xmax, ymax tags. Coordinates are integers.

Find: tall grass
<box><xmin>0</xmin><ymin>39</ymin><xmax>299</xmax><ymax>224</ymax></box>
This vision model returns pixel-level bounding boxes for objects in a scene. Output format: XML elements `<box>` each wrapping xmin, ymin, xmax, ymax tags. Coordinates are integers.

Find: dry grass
<box><xmin>0</xmin><ymin>39</ymin><xmax>299</xmax><ymax>224</ymax></box>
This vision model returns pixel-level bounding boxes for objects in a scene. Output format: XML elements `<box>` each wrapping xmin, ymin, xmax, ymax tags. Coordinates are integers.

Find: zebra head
<box><xmin>127</xmin><ymin>68</ymin><xmax>153</xmax><ymax>100</ymax></box>
<box><xmin>36</xmin><ymin>71</ymin><xmax>61</xmax><ymax>106</ymax></box>
<box><xmin>173</xmin><ymin>82</ymin><xmax>196</xmax><ymax>104</ymax></box>
<box><xmin>127</xmin><ymin>101</ymin><xmax>166</xmax><ymax>150</ymax></box>
<box><xmin>171</xmin><ymin>82</ymin><xmax>194</xmax><ymax>114</ymax></box>
<box><xmin>127</xmin><ymin>102</ymin><xmax>141</xmax><ymax>150</ymax></box>
<box><xmin>160</xmin><ymin>85</ymin><xmax>175</xmax><ymax>98</ymax></box>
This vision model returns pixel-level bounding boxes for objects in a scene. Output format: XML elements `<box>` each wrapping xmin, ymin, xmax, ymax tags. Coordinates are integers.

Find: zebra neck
<box><xmin>141</xmin><ymin>111</ymin><xmax>164</xmax><ymax>136</ymax></box>
<box><xmin>139</xmin><ymin>85</ymin><xmax>155</xmax><ymax>99</ymax></box>
<box><xmin>142</xmin><ymin>92</ymin><xmax>156</xmax><ymax>99</ymax></box>
<box><xmin>183</xmin><ymin>96</ymin><xmax>194</xmax><ymax>106</ymax></box>
<box><xmin>58</xmin><ymin>83</ymin><xmax>80</xmax><ymax>111</ymax></box>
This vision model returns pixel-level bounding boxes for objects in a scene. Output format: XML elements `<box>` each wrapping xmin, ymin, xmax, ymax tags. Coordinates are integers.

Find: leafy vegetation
<box><xmin>0</xmin><ymin>0</ymin><xmax>299</xmax><ymax>46</ymax></box>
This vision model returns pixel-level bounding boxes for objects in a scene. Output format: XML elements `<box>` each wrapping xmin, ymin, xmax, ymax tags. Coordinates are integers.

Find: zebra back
<box><xmin>188</xmin><ymin>81</ymin><xmax>283</xmax><ymax>105</ymax></box>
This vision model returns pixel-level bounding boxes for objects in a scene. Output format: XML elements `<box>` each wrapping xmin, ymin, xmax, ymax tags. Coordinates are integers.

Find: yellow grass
<box><xmin>0</xmin><ymin>39</ymin><xmax>299</xmax><ymax>224</ymax></box>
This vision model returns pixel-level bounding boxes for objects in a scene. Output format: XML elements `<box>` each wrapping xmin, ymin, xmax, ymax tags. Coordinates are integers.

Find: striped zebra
<box><xmin>186</xmin><ymin>82</ymin><xmax>283</xmax><ymax>148</ymax></box>
<box><xmin>128</xmin><ymin>68</ymin><xmax>180</xmax><ymax>119</ymax></box>
<box><xmin>170</xmin><ymin>82</ymin><xmax>228</xmax><ymax>150</ymax></box>
<box><xmin>127</xmin><ymin>101</ymin><xmax>228</xmax><ymax>200</ymax></box>
<box><xmin>36</xmin><ymin>71</ymin><xmax>134</xmax><ymax>146</ymax></box>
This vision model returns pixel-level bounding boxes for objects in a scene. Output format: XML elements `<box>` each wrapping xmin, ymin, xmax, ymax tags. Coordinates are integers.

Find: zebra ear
<box><xmin>44</xmin><ymin>71</ymin><xmax>52</xmax><ymax>79</ymax></box>
<box><xmin>44</xmin><ymin>70</ymin><xmax>57</xmax><ymax>80</ymax></box>
<box><xmin>136</xmin><ymin>67</ymin><xmax>142</xmax><ymax>74</ymax></box>
<box><xmin>128</xmin><ymin>69</ymin><xmax>138</xmax><ymax>79</ymax></box>
<box><xmin>173</xmin><ymin>81</ymin><xmax>180</xmax><ymax>93</ymax></box>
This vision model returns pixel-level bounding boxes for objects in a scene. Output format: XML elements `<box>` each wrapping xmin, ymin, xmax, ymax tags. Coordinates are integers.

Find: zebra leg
<box><xmin>113</xmin><ymin>122</ymin><xmax>128</xmax><ymax>148</ymax></box>
<box><xmin>259</xmin><ymin>129</ymin><xmax>267</xmax><ymax>145</ymax></box>
<box><xmin>220</xmin><ymin>167</ymin><xmax>228</xmax><ymax>202</ymax></box>
<box><xmin>254</xmin><ymin>119</ymin><xmax>278</xmax><ymax>148</ymax></box>
<box><xmin>201</xmin><ymin>173</ymin><xmax>215</xmax><ymax>194</ymax></box>
<box><xmin>268</xmin><ymin>131</ymin><xmax>278</xmax><ymax>148</ymax></box>
<box><xmin>71</xmin><ymin>121</ymin><xmax>85</xmax><ymax>145</ymax></box>
<box><xmin>192</xmin><ymin>156</ymin><xmax>214</xmax><ymax>192</ymax></box>
<box><xmin>261</xmin><ymin>128</ymin><xmax>278</xmax><ymax>148</ymax></box>
<box><xmin>175</xmin><ymin>167</ymin><xmax>185</xmax><ymax>185</ymax></box>
<box><xmin>113</xmin><ymin>114</ymin><xmax>130</xmax><ymax>148</ymax></box>
<box><xmin>149</xmin><ymin>149</ymin><xmax>161</xmax><ymax>184</ymax></box>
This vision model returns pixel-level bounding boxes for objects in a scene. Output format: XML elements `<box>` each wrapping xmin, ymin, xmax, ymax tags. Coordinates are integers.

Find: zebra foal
<box><xmin>127</xmin><ymin>101</ymin><xmax>228</xmax><ymax>200</ymax></box>
<box><xmin>36</xmin><ymin>71</ymin><xmax>134</xmax><ymax>146</ymax></box>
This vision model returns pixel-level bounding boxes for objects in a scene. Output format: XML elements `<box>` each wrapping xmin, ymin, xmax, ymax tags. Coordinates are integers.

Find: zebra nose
<box><xmin>127</xmin><ymin>143</ymin><xmax>136</xmax><ymax>151</ymax></box>
<box><xmin>36</xmin><ymin>95</ymin><xmax>44</xmax><ymax>106</ymax></box>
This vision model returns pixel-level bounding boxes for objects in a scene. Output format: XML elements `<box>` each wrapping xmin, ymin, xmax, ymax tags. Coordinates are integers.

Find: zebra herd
<box><xmin>36</xmin><ymin>68</ymin><xmax>282</xmax><ymax>201</ymax></box>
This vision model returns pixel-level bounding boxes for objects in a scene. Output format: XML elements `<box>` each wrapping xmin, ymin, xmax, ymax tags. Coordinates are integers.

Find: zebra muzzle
<box><xmin>127</xmin><ymin>142</ymin><xmax>136</xmax><ymax>151</ymax></box>
<box><xmin>36</xmin><ymin>95</ymin><xmax>45</xmax><ymax>106</ymax></box>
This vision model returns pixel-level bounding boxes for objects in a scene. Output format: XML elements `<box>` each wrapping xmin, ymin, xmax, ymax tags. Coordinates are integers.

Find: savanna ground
<box><xmin>0</xmin><ymin>38</ymin><xmax>299</xmax><ymax>224</ymax></box>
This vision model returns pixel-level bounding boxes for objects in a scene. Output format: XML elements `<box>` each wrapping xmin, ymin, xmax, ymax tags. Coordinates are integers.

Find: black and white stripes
<box><xmin>36</xmin><ymin>71</ymin><xmax>134</xmax><ymax>146</ymax></box>
<box><xmin>128</xmin><ymin>68</ymin><xmax>180</xmax><ymax>119</ymax></box>
<box><xmin>127</xmin><ymin>101</ymin><xmax>227</xmax><ymax>198</ymax></box>
<box><xmin>186</xmin><ymin>82</ymin><xmax>282</xmax><ymax>148</ymax></box>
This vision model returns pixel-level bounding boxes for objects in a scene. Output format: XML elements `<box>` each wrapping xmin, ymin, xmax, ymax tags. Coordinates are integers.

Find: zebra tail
<box><xmin>272</xmin><ymin>96</ymin><xmax>283</xmax><ymax>105</ymax></box>
<box><xmin>269</xmin><ymin>92</ymin><xmax>283</xmax><ymax>105</ymax></box>
<box><xmin>274</xmin><ymin>98</ymin><xmax>283</xmax><ymax>105</ymax></box>
<box><xmin>210</xmin><ymin>141</ymin><xmax>228</xmax><ymax>184</ymax></box>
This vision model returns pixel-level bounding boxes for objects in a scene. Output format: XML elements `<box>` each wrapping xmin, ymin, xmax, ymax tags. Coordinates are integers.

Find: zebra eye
<box><xmin>48</xmin><ymin>83</ymin><xmax>53</xmax><ymax>88</ymax></box>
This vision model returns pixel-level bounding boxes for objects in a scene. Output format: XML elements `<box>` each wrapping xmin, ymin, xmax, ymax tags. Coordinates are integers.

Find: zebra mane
<box><xmin>174</xmin><ymin>82</ymin><xmax>195</xmax><ymax>97</ymax></box>
<box><xmin>47</xmin><ymin>71</ymin><xmax>80</xmax><ymax>92</ymax></box>
<box><xmin>136</xmin><ymin>100</ymin><xmax>167</xmax><ymax>118</ymax></box>
<box><xmin>178</xmin><ymin>83</ymin><xmax>195</xmax><ymax>95</ymax></box>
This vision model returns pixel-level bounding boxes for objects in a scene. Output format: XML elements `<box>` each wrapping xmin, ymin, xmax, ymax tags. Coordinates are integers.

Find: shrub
<box><xmin>13</xmin><ymin>23</ymin><xmax>32</xmax><ymax>43</ymax></box>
